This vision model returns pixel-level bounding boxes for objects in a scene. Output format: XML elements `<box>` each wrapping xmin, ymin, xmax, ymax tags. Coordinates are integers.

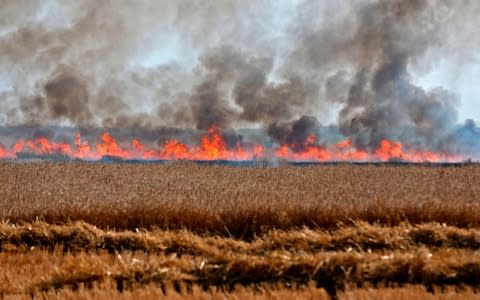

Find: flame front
<box><xmin>0</xmin><ymin>126</ymin><xmax>463</xmax><ymax>162</ymax></box>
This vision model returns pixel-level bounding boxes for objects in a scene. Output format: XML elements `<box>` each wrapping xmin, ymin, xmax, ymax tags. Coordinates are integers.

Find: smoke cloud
<box><xmin>0</xmin><ymin>0</ymin><xmax>479</xmax><ymax>153</ymax></box>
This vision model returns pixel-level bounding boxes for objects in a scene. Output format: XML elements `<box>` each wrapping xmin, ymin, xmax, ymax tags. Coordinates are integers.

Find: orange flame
<box><xmin>0</xmin><ymin>144</ymin><xmax>9</xmax><ymax>158</ymax></box>
<box><xmin>0</xmin><ymin>126</ymin><xmax>463</xmax><ymax>162</ymax></box>
<box><xmin>198</xmin><ymin>125</ymin><xmax>229</xmax><ymax>159</ymax></box>
<box><xmin>161</xmin><ymin>140</ymin><xmax>189</xmax><ymax>160</ymax></box>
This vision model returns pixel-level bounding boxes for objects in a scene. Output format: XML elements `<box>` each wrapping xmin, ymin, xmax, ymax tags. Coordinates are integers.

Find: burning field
<box><xmin>0</xmin><ymin>1</ymin><xmax>479</xmax><ymax>165</ymax></box>
<box><xmin>1</xmin><ymin>0</ymin><xmax>480</xmax><ymax>298</ymax></box>
<box><xmin>0</xmin><ymin>124</ymin><xmax>467</xmax><ymax>163</ymax></box>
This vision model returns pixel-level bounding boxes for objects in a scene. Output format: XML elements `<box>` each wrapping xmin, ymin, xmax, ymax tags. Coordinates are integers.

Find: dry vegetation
<box><xmin>1</xmin><ymin>162</ymin><xmax>480</xmax><ymax>235</ymax></box>
<box><xmin>1</xmin><ymin>162</ymin><xmax>480</xmax><ymax>298</ymax></box>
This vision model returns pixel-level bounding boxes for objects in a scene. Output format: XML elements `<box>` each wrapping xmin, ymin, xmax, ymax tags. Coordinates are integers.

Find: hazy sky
<box><xmin>0</xmin><ymin>0</ymin><xmax>478</xmax><ymax>127</ymax></box>
<box><xmin>141</xmin><ymin>37</ymin><xmax>480</xmax><ymax>124</ymax></box>
<box><xmin>416</xmin><ymin>55</ymin><xmax>480</xmax><ymax>123</ymax></box>
<box><xmin>131</xmin><ymin>2</ymin><xmax>480</xmax><ymax>124</ymax></box>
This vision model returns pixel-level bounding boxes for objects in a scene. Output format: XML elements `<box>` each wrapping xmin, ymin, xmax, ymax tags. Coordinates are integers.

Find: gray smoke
<box><xmin>0</xmin><ymin>0</ymin><xmax>479</xmax><ymax>153</ymax></box>
<box><xmin>268</xmin><ymin>116</ymin><xmax>319</xmax><ymax>151</ymax></box>
<box><xmin>333</xmin><ymin>0</ymin><xmax>460</xmax><ymax>150</ymax></box>
<box><xmin>283</xmin><ymin>0</ymin><xmax>480</xmax><ymax>151</ymax></box>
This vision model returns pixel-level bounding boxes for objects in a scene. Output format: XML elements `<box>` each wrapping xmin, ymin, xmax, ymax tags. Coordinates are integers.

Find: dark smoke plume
<box><xmin>43</xmin><ymin>67</ymin><xmax>92</xmax><ymax>124</ymax></box>
<box><xmin>330</xmin><ymin>0</ymin><xmax>459</xmax><ymax>150</ymax></box>
<box><xmin>0</xmin><ymin>0</ymin><xmax>479</xmax><ymax>153</ymax></box>
<box><xmin>268</xmin><ymin>116</ymin><xmax>319</xmax><ymax>151</ymax></box>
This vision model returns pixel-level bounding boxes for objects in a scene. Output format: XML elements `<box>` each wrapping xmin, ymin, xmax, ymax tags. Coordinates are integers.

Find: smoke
<box><xmin>0</xmin><ymin>0</ymin><xmax>479</xmax><ymax>153</ymax></box>
<box><xmin>268</xmin><ymin>116</ymin><xmax>319</xmax><ymax>151</ymax></box>
<box><xmin>41</xmin><ymin>66</ymin><xmax>91</xmax><ymax>125</ymax></box>
<box><xmin>283</xmin><ymin>0</ymin><xmax>479</xmax><ymax>151</ymax></box>
<box><xmin>331</xmin><ymin>0</ymin><xmax>460</xmax><ymax>150</ymax></box>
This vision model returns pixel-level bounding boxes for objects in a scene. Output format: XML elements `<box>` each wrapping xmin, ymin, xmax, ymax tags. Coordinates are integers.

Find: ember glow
<box><xmin>0</xmin><ymin>126</ymin><xmax>462</xmax><ymax>162</ymax></box>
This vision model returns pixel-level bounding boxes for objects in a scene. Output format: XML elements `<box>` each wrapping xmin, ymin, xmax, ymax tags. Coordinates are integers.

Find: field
<box><xmin>1</xmin><ymin>162</ymin><xmax>480</xmax><ymax>299</ymax></box>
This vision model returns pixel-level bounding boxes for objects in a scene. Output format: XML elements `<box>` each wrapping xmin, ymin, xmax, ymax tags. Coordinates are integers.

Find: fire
<box><xmin>198</xmin><ymin>125</ymin><xmax>229</xmax><ymax>160</ymax></box>
<box><xmin>131</xmin><ymin>139</ymin><xmax>157</xmax><ymax>159</ymax></box>
<box><xmin>274</xmin><ymin>135</ymin><xmax>332</xmax><ymax>161</ymax></box>
<box><xmin>0</xmin><ymin>126</ymin><xmax>464</xmax><ymax>163</ymax></box>
<box><xmin>161</xmin><ymin>140</ymin><xmax>189</xmax><ymax>160</ymax></box>
<box><xmin>375</xmin><ymin>139</ymin><xmax>404</xmax><ymax>161</ymax></box>
<box><xmin>0</xmin><ymin>144</ymin><xmax>9</xmax><ymax>158</ymax></box>
<box><xmin>96</xmin><ymin>132</ymin><xmax>130</xmax><ymax>158</ymax></box>
<box><xmin>74</xmin><ymin>133</ymin><xmax>93</xmax><ymax>158</ymax></box>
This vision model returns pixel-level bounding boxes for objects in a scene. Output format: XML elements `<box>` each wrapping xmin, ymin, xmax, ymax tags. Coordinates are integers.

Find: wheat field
<box><xmin>1</xmin><ymin>162</ymin><xmax>480</xmax><ymax>299</ymax></box>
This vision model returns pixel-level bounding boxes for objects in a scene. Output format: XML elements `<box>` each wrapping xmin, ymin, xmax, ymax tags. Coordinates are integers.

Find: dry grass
<box><xmin>2</xmin><ymin>244</ymin><xmax>480</xmax><ymax>297</ymax></box>
<box><xmin>1</xmin><ymin>162</ymin><xmax>480</xmax><ymax>298</ymax></box>
<box><xmin>1</xmin><ymin>222</ymin><xmax>480</xmax><ymax>297</ymax></box>
<box><xmin>2</xmin><ymin>221</ymin><xmax>480</xmax><ymax>254</ymax></box>
<box><xmin>1</xmin><ymin>162</ymin><xmax>480</xmax><ymax>237</ymax></box>
<box><xmin>8</xmin><ymin>284</ymin><xmax>480</xmax><ymax>300</ymax></box>
<box><xmin>11</xmin><ymin>283</ymin><xmax>332</xmax><ymax>300</ymax></box>
<box><xmin>340</xmin><ymin>286</ymin><xmax>480</xmax><ymax>300</ymax></box>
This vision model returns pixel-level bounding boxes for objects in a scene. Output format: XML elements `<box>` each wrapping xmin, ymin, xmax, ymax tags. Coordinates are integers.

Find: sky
<box><xmin>415</xmin><ymin>55</ymin><xmax>480</xmax><ymax>123</ymax></box>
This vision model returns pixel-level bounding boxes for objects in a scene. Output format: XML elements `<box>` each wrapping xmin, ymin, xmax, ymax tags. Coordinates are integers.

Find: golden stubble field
<box><xmin>1</xmin><ymin>162</ymin><xmax>480</xmax><ymax>299</ymax></box>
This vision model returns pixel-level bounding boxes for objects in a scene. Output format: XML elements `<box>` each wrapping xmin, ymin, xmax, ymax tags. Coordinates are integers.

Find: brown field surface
<box><xmin>1</xmin><ymin>162</ymin><xmax>480</xmax><ymax>298</ymax></box>
<box><xmin>1</xmin><ymin>162</ymin><xmax>480</xmax><ymax>234</ymax></box>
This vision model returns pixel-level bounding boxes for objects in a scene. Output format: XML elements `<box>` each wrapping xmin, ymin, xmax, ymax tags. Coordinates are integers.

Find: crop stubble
<box><xmin>1</xmin><ymin>162</ymin><xmax>479</xmax><ymax>234</ymax></box>
<box><xmin>0</xmin><ymin>162</ymin><xmax>480</xmax><ymax>298</ymax></box>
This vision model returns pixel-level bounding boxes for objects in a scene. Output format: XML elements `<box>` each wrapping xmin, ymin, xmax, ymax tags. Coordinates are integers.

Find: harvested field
<box><xmin>1</xmin><ymin>162</ymin><xmax>480</xmax><ymax>298</ymax></box>
<box><xmin>1</xmin><ymin>162</ymin><xmax>480</xmax><ymax>235</ymax></box>
<box><xmin>2</xmin><ymin>222</ymin><xmax>480</xmax><ymax>298</ymax></box>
